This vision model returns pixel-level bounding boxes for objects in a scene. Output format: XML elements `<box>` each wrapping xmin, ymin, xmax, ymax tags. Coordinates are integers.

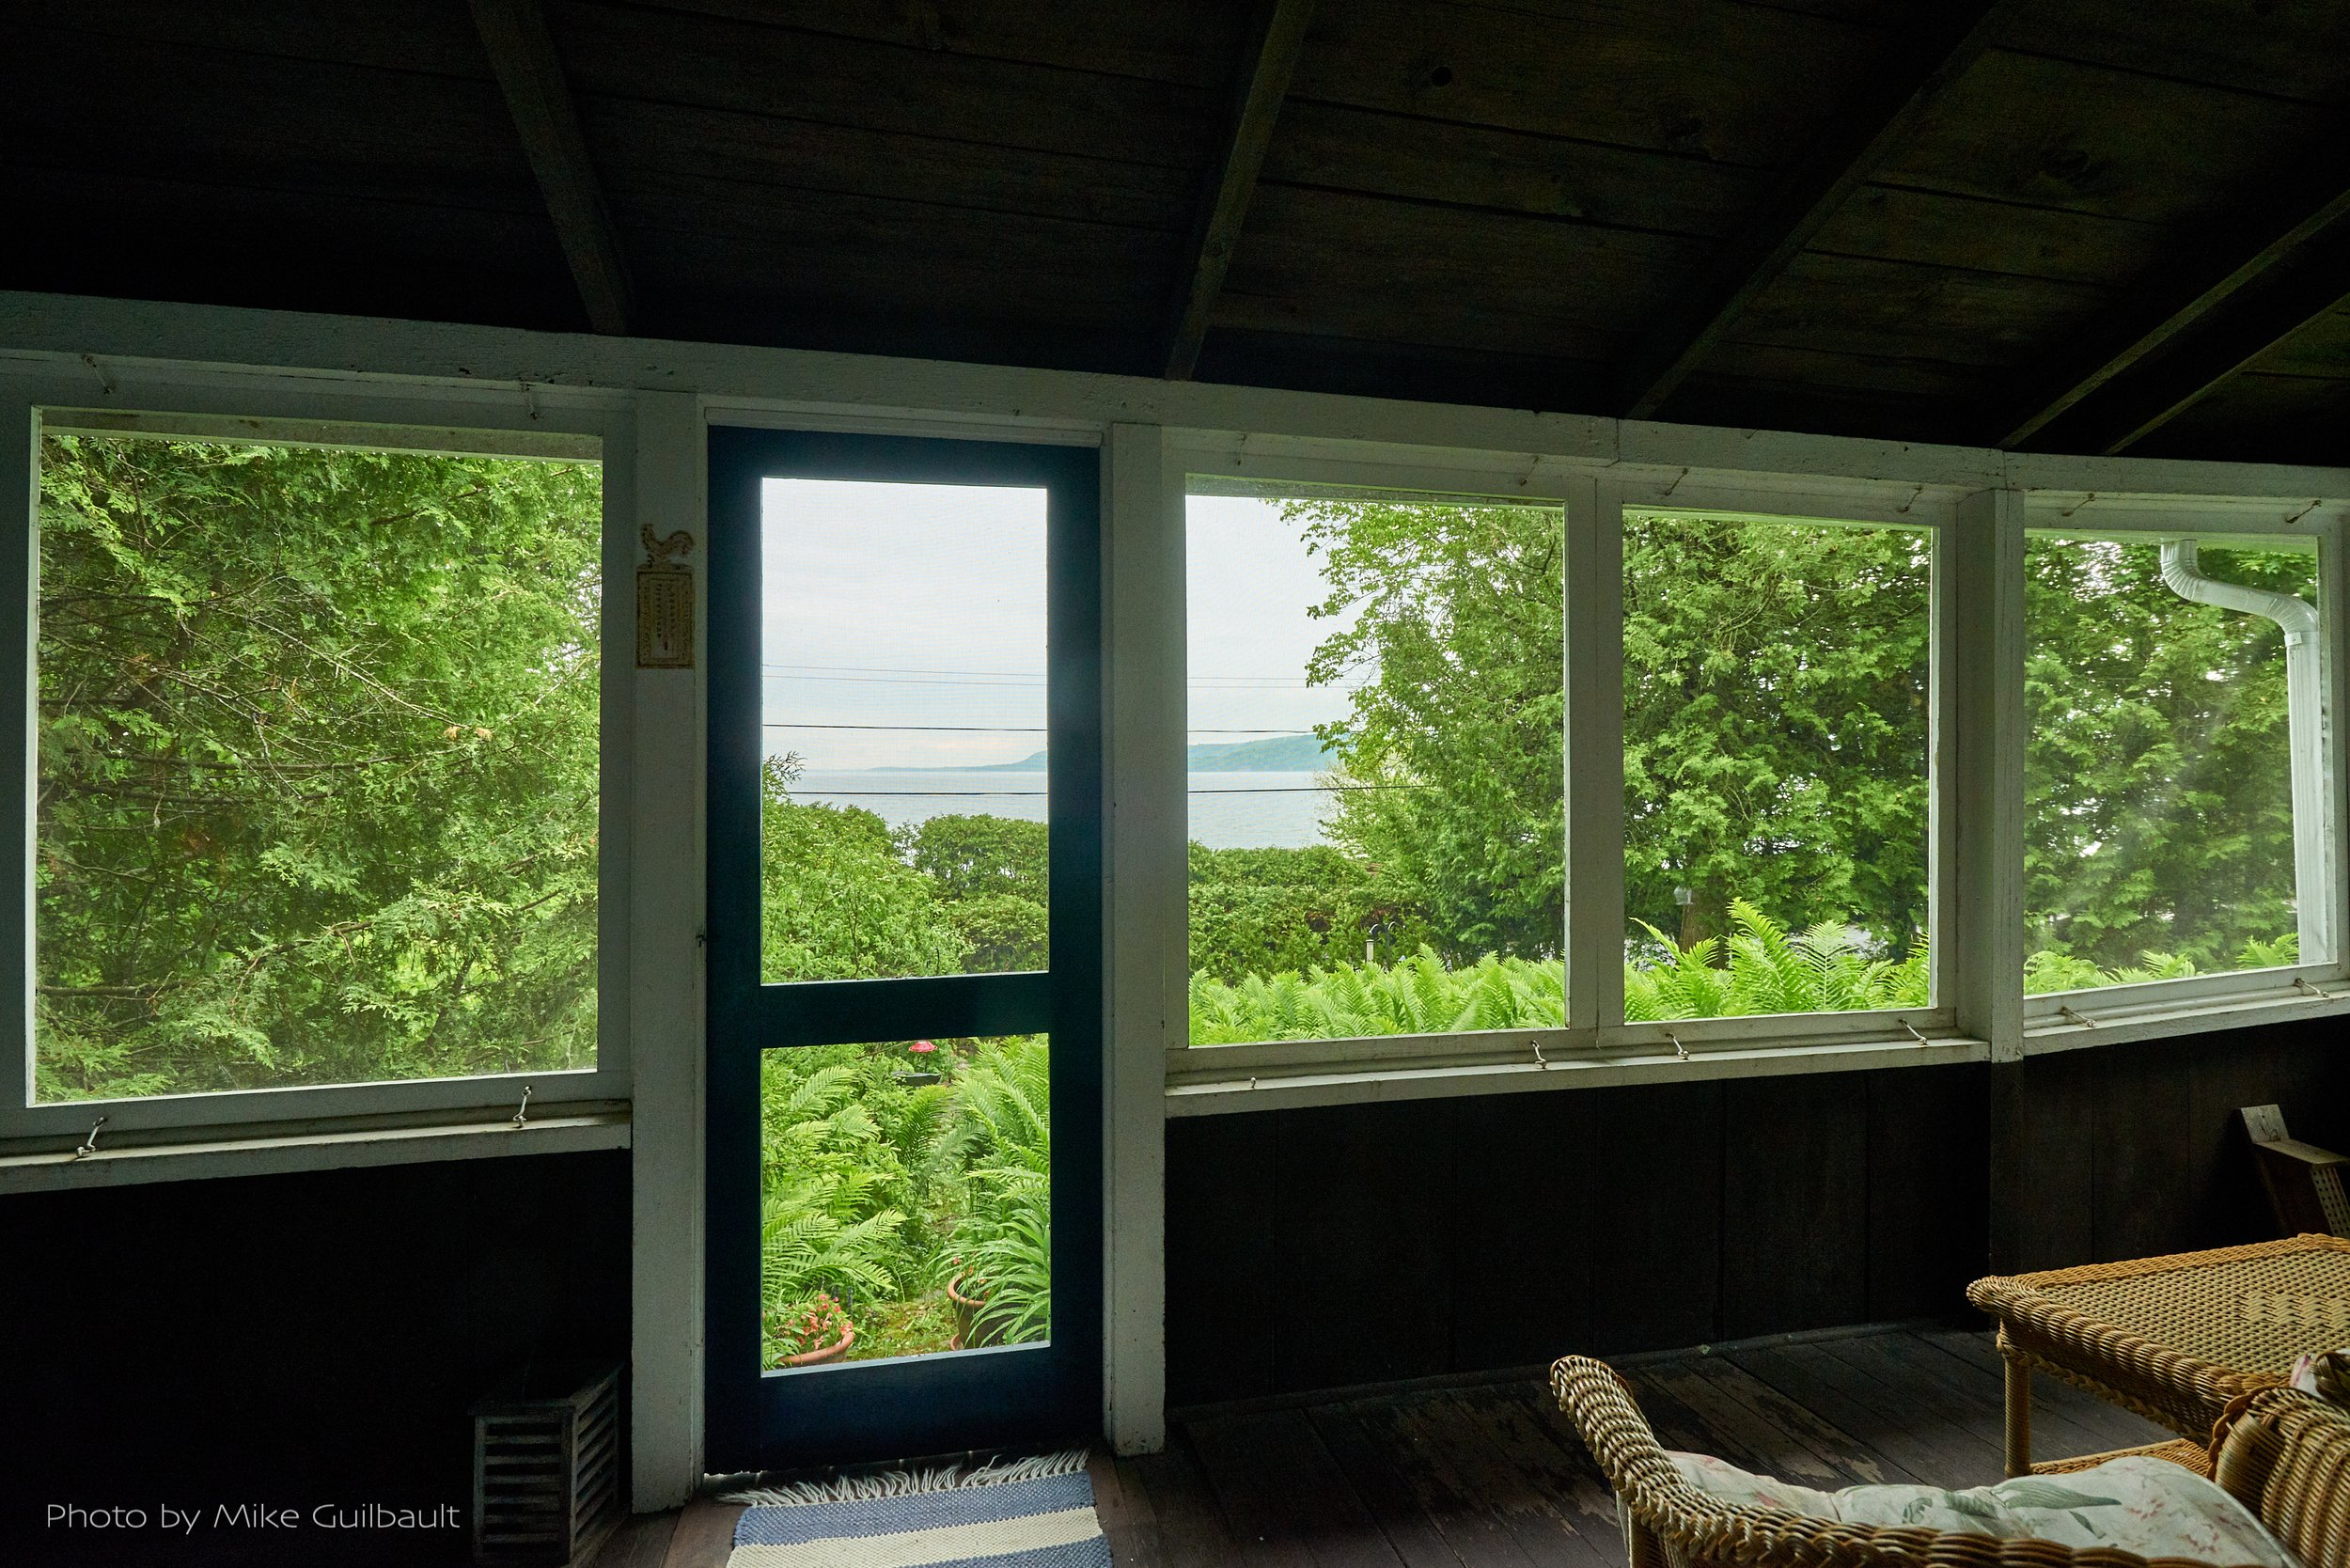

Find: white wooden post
<box><xmin>1565</xmin><ymin>477</ymin><xmax>1626</xmax><ymax>1031</ymax></box>
<box><xmin>1946</xmin><ymin>486</ymin><xmax>2026</xmax><ymax>1060</ymax></box>
<box><xmin>628</xmin><ymin>391</ymin><xmax>708</xmax><ymax>1508</ymax></box>
<box><xmin>1100</xmin><ymin>423</ymin><xmax>1177</xmax><ymax>1454</ymax></box>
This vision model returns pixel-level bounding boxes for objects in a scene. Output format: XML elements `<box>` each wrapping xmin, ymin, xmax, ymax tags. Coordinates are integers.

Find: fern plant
<box><xmin>932</xmin><ymin>1036</ymin><xmax>1053</xmax><ymax>1344</ymax></box>
<box><xmin>1625</xmin><ymin>901</ymin><xmax>1928</xmax><ymax>1020</ymax></box>
<box><xmin>2025</xmin><ymin>933</ymin><xmax>2297</xmax><ymax>995</ymax></box>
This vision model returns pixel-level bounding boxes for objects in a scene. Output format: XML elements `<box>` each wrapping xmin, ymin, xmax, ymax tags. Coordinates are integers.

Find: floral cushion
<box><xmin>2288</xmin><ymin>1347</ymin><xmax>2347</xmax><ymax>1406</ymax></box>
<box><xmin>1668</xmin><ymin>1451</ymin><xmax>2295</xmax><ymax>1567</ymax></box>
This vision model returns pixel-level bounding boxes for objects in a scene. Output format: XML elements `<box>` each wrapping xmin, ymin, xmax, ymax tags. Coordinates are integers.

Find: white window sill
<box><xmin>0</xmin><ymin>1107</ymin><xmax>631</xmax><ymax>1193</ymax></box>
<box><xmin>1166</xmin><ymin>1033</ymin><xmax>1989</xmax><ymax>1116</ymax></box>
<box><xmin>2023</xmin><ymin>979</ymin><xmax>2350</xmax><ymax>1053</ymax></box>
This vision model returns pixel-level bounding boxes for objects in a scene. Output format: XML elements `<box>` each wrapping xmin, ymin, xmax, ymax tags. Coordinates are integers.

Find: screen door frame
<box><xmin>703</xmin><ymin>427</ymin><xmax>1104</xmax><ymax>1470</ymax></box>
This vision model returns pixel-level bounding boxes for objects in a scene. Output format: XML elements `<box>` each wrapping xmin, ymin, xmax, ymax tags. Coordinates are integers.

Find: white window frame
<box><xmin>1165</xmin><ymin>444</ymin><xmax>1978</xmax><ymax>1090</ymax></box>
<box><xmin>0</xmin><ymin>367</ymin><xmax>634</xmax><ymax>1156</ymax></box>
<box><xmin>2015</xmin><ymin>492</ymin><xmax>2350</xmax><ymax>1050</ymax></box>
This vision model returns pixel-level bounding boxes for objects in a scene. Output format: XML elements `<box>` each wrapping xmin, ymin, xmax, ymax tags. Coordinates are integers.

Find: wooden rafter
<box><xmin>1612</xmin><ymin>2</ymin><xmax>2006</xmax><ymax>421</ymax></box>
<box><xmin>470</xmin><ymin>0</ymin><xmax>634</xmax><ymax>336</ymax></box>
<box><xmin>2062</xmin><ymin>232</ymin><xmax>2350</xmax><ymax>455</ymax></box>
<box><xmin>1996</xmin><ymin>161</ymin><xmax>2350</xmax><ymax>449</ymax></box>
<box><xmin>1164</xmin><ymin>0</ymin><xmax>1316</xmax><ymax>381</ymax></box>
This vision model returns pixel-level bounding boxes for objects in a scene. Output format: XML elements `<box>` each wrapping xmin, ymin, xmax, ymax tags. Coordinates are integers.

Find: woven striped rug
<box><xmin>727</xmin><ymin>1466</ymin><xmax>1108</xmax><ymax>1567</ymax></box>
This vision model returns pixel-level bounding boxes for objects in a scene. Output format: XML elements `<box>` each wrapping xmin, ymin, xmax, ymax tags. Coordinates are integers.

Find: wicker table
<box><xmin>1968</xmin><ymin>1233</ymin><xmax>2350</xmax><ymax>1478</ymax></box>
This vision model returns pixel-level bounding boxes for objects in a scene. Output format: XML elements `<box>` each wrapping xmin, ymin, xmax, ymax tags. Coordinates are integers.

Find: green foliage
<box><xmin>35</xmin><ymin>434</ymin><xmax>601</xmax><ymax>1099</ymax></box>
<box><xmin>934</xmin><ymin>1036</ymin><xmax>1053</xmax><ymax>1346</ymax></box>
<box><xmin>757</xmin><ymin>1051</ymin><xmax>916</xmax><ymax>1324</ymax></box>
<box><xmin>1623</xmin><ymin>902</ymin><xmax>1928</xmax><ymax>1020</ymax></box>
<box><xmin>760</xmin><ymin>758</ymin><xmax>963</xmax><ymax>982</ymax></box>
<box><xmin>757</xmin><ymin>1033</ymin><xmax>1052</xmax><ymax>1363</ymax></box>
<box><xmin>2023</xmin><ymin>933</ymin><xmax>2296</xmax><ymax>996</ymax></box>
<box><xmin>901</xmin><ymin>812</ymin><xmax>1048</xmax><ymax>971</ymax></box>
<box><xmin>1290</xmin><ymin>499</ymin><xmax>1565</xmax><ymax>962</ymax></box>
<box><xmin>1186</xmin><ymin>842</ymin><xmax>1430</xmax><ymax>982</ymax></box>
<box><xmin>2025</xmin><ymin>540</ymin><xmax>2310</xmax><ymax>975</ymax></box>
<box><xmin>906</xmin><ymin>813</ymin><xmax>1047</xmax><ymax>903</ymax></box>
<box><xmin>1190</xmin><ymin>947</ymin><xmax>1564</xmax><ymax>1043</ymax></box>
<box><xmin>1623</xmin><ymin>514</ymin><xmax>1931</xmax><ymax>956</ymax></box>
<box><xmin>945</xmin><ymin>893</ymin><xmax>1049</xmax><ymax>972</ymax></box>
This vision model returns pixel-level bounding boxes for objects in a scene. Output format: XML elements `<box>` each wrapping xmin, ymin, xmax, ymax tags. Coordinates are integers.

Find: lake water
<box><xmin>791</xmin><ymin>769</ymin><xmax>1332</xmax><ymax>848</ymax></box>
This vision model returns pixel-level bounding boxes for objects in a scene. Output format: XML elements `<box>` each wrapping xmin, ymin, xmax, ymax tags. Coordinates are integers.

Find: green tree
<box><xmin>905</xmin><ymin>813</ymin><xmax>1047</xmax><ymax>903</ymax></box>
<box><xmin>2024</xmin><ymin>539</ymin><xmax>2308</xmax><ymax>977</ymax></box>
<box><xmin>1292</xmin><ymin>499</ymin><xmax>1565</xmax><ymax>961</ymax></box>
<box><xmin>36</xmin><ymin>435</ymin><xmax>601</xmax><ymax>1099</ymax></box>
<box><xmin>760</xmin><ymin>758</ymin><xmax>962</xmax><ymax>981</ymax></box>
<box><xmin>903</xmin><ymin>813</ymin><xmax>1049</xmax><ymax>970</ymax></box>
<box><xmin>1622</xmin><ymin>513</ymin><xmax>1930</xmax><ymax>954</ymax></box>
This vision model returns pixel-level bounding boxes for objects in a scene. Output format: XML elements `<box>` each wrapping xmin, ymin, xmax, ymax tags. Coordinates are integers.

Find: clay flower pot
<box><xmin>780</xmin><ymin>1324</ymin><xmax>855</xmax><ymax>1368</ymax></box>
<box><xmin>947</xmin><ymin>1274</ymin><xmax>1002</xmax><ymax>1351</ymax></box>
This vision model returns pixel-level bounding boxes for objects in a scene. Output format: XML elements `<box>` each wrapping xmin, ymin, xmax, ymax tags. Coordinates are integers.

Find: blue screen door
<box><xmin>703</xmin><ymin>428</ymin><xmax>1102</xmax><ymax>1469</ymax></box>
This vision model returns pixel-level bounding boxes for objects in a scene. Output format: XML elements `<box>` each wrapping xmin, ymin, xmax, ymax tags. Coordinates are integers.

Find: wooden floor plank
<box><xmin>1306</xmin><ymin>1402</ymin><xmax>1475</xmax><ymax>1568</ymax></box>
<box><xmin>1188</xmin><ymin>1407</ymin><xmax>1405</xmax><ymax>1568</ymax></box>
<box><xmin>1132</xmin><ymin>1427</ymin><xmax>1252</xmax><ymax>1566</ymax></box>
<box><xmin>1615</xmin><ymin>1362</ymin><xmax>1805</xmax><ymax>1479</ymax></box>
<box><xmin>594</xmin><ymin>1509</ymin><xmax>682</xmax><ymax>1568</ymax></box>
<box><xmin>1343</xmin><ymin>1393</ymin><xmax>1549</xmax><ymax>1568</ymax></box>
<box><xmin>1375</xmin><ymin>1388</ymin><xmax>1602</xmax><ymax>1568</ymax></box>
<box><xmin>1817</xmin><ymin>1332</ymin><xmax>2122</xmax><ymax>1464</ymax></box>
<box><xmin>1728</xmin><ymin>1342</ymin><xmax>1993</xmax><ymax>1486</ymax></box>
<box><xmin>1440</xmin><ymin>1384</ymin><xmax>1626</xmax><ymax>1564</ymax></box>
<box><xmin>1130</xmin><ymin>1323</ymin><xmax>2202</xmax><ymax>1564</ymax></box>
<box><xmin>1640</xmin><ymin>1361</ymin><xmax>1856</xmax><ymax>1486</ymax></box>
<box><xmin>1092</xmin><ymin>1448</ymin><xmax>1168</xmax><ymax>1568</ymax></box>
<box><xmin>1912</xmin><ymin>1328</ymin><xmax>2177</xmax><ymax>1452</ymax></box>
<box><xmin>660</xmin><ymin>1500</ymin><xmax>741</xmax><ymax>1568</ymax></box>
<box><xmin>1682</xmin><ymin>1356</ymin><xmax>1899</xmax><ymax>1486</ymax></box>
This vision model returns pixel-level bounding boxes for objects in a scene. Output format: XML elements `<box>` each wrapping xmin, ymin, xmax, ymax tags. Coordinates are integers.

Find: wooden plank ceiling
<box><xmin>5</xmin><ymin>0</ymin><xmax>2348</xmax><ymax>463</ymax></box>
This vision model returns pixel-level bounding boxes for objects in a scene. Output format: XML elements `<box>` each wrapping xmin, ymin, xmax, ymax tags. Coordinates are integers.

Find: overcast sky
<box><xmin>760</xmin><ymin>481</ymin><xmax>1351</xmax><ymax>771</ymax></box>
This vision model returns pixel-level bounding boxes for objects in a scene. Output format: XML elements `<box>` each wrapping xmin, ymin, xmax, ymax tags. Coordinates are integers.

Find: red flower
<box><xmin>910</xmin><ymin>1040</ymin><xmax>937</xmax><ymax>1054</ymax></box>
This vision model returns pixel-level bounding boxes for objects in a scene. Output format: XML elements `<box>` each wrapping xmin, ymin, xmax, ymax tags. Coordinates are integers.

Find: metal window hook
<box><xmin>509</xmin><ymin>1085</ymin><xmax>534</xmax><ymax>1129</ymax></box>
<box><xmin>1901</xmin><ymin>1019</ymin><xmax>1929</xmax><ymax>1044</ymax></box>
<box><xmin>1532</xmin><ymin>1040</ymin><xmax>1547</xmax><ymax>1064</ymax></box>
<box><xmin>2057</xmin><ymin>1003</ymin><xmax>2097</xmax><ymax>1028</ymax></box>
<box><xmin>2295</xmin><ymin>977</ymin><xmax>2337</xmax><ymax>1001</ymax></box>
<box><xmin>1667</xmin><ymin>1030</ymin><xmax>1689</xmax><ymax>1061</ymax></box>
<box><xmin>71</xmin><ymin>1116</ymin><xmax>108</xmax><ymax>1160</ymax></box>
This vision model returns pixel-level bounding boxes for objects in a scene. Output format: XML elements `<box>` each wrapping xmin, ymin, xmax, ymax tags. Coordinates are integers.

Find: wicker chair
<box><xmin>1552</xmin><ymin>1356</ymin><xmax>2350</xmax><ymax>1568</ymax></box>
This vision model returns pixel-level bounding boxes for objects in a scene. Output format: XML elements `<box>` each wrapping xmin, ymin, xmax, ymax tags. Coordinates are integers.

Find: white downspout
<box><xmin>2158</xmin><ymin>540</ymin><xmax>2329</xmax><ymax>964</ymax></box>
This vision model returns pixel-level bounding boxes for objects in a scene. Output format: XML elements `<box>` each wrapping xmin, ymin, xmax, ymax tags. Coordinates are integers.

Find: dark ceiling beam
<box><xmin>1995</xmin><ymin>164</ymin><xmax>2350</xmax><ymax>448</ymax></box>
<box><xmin>469</xmin><ymin>0</ymin><xmax>634</xmax><ymax>336</ymax></box>
<box><xmin>1164</xmin><ymin>0</ymin><xmax>1316</xmax><ymax>381</ymax></box>
<box><xmin>1611</xmin><ymin>3</ymin><xmax>2006</xmax><ymax>421</ymax></box>
<box><xmin>2058</xmin><ymin>230</ymin><xmax>2350</xmax><ymax>455</ymax></box>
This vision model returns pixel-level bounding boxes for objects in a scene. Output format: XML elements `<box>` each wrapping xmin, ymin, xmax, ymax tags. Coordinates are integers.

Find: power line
<box><xmin>759</xmin><ymin>723</ymin><xmax>1324</xmax><ymax>735</ymax></box>
<box><xmin>785</xmin><ymin>784</ymin><xmax>1422</xmax><ymax>797</ymax></box>
<box><xmin>765</xmin><ymin>722</ymin><xmax>1045</xmax><ymax>733</ymax></box>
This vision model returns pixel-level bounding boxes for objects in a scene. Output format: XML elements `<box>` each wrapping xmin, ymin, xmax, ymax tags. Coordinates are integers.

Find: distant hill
<box><xmin>1184</xmin><ymin>733</ymin><xmax>1334</xmax><ymax>770</ymax></box>
<box><xmin>891</xmin><ymin>733</ymin><xmax>1335</xmax><ymax>773</ymax></box>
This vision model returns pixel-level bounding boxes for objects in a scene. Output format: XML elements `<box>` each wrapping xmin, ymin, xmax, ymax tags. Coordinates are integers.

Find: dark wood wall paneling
<box><xmin>1166</xmin><ymin>1062</ymin><xmax>1991</xmax><ymax>1408</ymax></box>
<box><xmin>0</xmin><ymin>1151</ymin><xmax>629</xmax><ymax>1568</ymax></box>
<box><xmin>1168</xmin><ymin>1017</ymin><xmax>2346</xmax><ymax>1409</ymax></box>
<box><xmin>1992</xmin><ymin>1018</ymin><xmax>2350</xmax><ymax>1275</ymax></box>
